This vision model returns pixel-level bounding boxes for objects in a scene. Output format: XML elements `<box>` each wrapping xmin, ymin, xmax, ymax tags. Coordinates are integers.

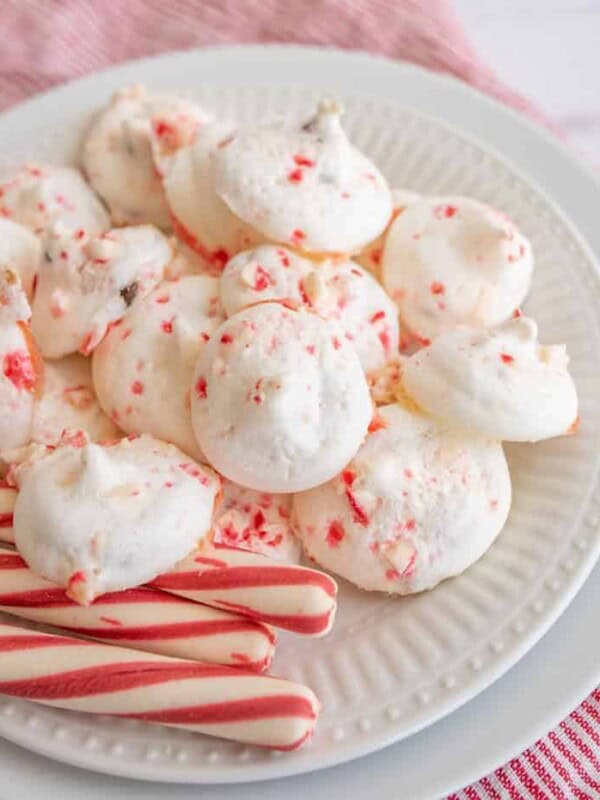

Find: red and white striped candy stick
<box><xmin>150</xmin><ymin>543</ymin><xmax>337</xmax><ymax>636</ymax></box>
<box><xmin>0</xmin><ymin>622</ymin><xmax>319</xmax><ymax>750</ymax></box>
<box><xmin>0</xmin><ymin>549</ymin><xmax>275</xmax><ymax>671</ymax></box>
<box><xmin>0</xmin><ymin>487</ymin><xmax>337</xmax><ymax>635</ymax></box>
<box><xmin>0</xmin><ymin>483</ymin><xmax>16</xmax><ymax>544</ymax></box>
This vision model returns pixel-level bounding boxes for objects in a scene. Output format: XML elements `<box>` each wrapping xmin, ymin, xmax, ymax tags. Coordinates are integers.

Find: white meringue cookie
<box><xmin>356</xmin><ymin>188</ymin><xmax>421</xmax><ymax>276</ymax></box>
<box><xmin>310</xmin><ymin>260</ymin><xmax>399</xmax><ymax>372</ymax></box>
<box><xmin>220</xmin><ymin>245</ymin><xmax>312</xmax><ymax>315</ymax></box>
<box><xmin>221</xmin><ymin>246</ymin><xmax>399</xmax><ymax>372</ymax></box>
<box><xmin>92</xmin><ymin>275</ymin><xmax>225</xmax><ymax>459</ymax></box>
<box><xmin>82</xmin><ymin>85</ymin><xmax>213</xmax><ymax>228</ymax></box>
<box><xmin>382</xmin><ymin>195</ymin><xmax>534</xmax><ymax>341</ymax></box>
<box><xmin>213</xmin><ymin>100</ymin><xmax>392</xmax><ymax>254</ymax></box>
<box><xmin>31</xmin><ymin>224</ymin><xmax>171</xmax><ymax>358</ymax></box>
<box><xmin>31</xmin><ymin>354</ymin><xmax>121</xmax><ymax>445</ymax></box>
<box><xmin>0</xmin><ymin>269</ymin><xmax>41</xmax><ymax>449</ymax></box>
<box><xmin>191</xmin><ymin>302</ymin><xmax>372</xmax><ymax>493</ymax></box>
<box><xmin>367</xmin><ymin>357</ymin><xmax>406</xmax><ymax>406</ymax></box>
<box><xmin>164</xmin><ymin>125</ymin><xmax>261</xmax><ymax>270</ymax></box>
<box><xmin>0</xmin><ymin>268</ymin><xmax>31</xmax><ymax>326</ymax></box>
<box><xmin>11</xmin><ymin>432</ymin><xmax>219</xmax><ymax>604</ymax></box>
<box><xmin>210</xmin><ymin>479</ymin><xmax>300</xmax><ymax>563</ymax></box>
<box><xmin>402</xmin><ymin>316</ymin><xmax>579</xmax><ymax>442</ymax></box>
<box><xmin>0</xmin><ymin>322</ymin><xmax>37</xmax><ymax>452</ymax></box>
<box><xmin>0</xmin><ymin>164</ymin><xmax>109</xmax><ymax>236</ymax></box>
<box><xmin>165</xmin><ymin>242</ymin><xmax>220</xmax><ymax>280</ymax></box>
<box><xmin>0</xmin><ymin>218</ymin><xmax>41</xmax><ymax>300</ymax></box>
<box><xmin>293</xmin><ymin>403</ymin><xmax>511</xmax><ymax>594</ymax></box>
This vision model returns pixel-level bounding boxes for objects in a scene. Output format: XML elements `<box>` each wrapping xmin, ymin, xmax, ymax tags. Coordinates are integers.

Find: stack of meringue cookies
<box><xmin>0</xmin><ymin>87</ymin><xmax>578</xmax><ymax>752</ymax></box>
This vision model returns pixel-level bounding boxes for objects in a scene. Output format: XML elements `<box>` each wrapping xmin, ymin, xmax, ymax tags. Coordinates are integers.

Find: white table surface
<box><xmin>455</xmin><ymin>0</ymin><xmax>600</xmax><ymax>163</ymax></box>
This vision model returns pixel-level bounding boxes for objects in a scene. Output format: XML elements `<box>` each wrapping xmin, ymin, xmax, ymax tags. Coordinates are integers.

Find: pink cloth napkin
<box><xmin>0</xmin><ymin>2</ymin><xmax>596</xmax><ymax>798</ymax></box>
<box><xmin>1</xmin><ymin>0</ymin><xmax>548</xmax><ymax>124</ymax></box>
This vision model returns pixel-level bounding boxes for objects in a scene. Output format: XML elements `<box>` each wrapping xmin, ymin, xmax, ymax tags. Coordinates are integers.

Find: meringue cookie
<box><xmin>0</xmin><ymin>218</ymin><xmax>41</xmax><ymax>300</ymax></box>
<box><xmin>213</xmin><ymin>100</ymin><xmax>392</xmax><ymax>254</ymax></box>
<box><xmin>293</xmin><ymin>403</ymin><xmax>511</xmax><ymax>594</ymax></box>
<box><xmin>191</xmin><ymin>302</ymin><xmax>372</xmax><ymax>492</ymax></box>
<box><xmin>220</xmin><ymin>245</ymin><xmax>312</xmax><ymax>315</ymax></box>
<box><xmin>382</xmin><ymin>195</ymin><xmax>534</xmax><ymax>341</ymax></box>
<box><xmin>165</xmin><ymin>242</ymin><xmax>221</xmax><ymax>280</ymax></box>
<box><xmin>82</xmin><ymin>85</ymin><xmax>213</xmax><ymax>228</ymax></box>
<box><xmin>31</xmin><ymin>224</ymin><xmax>171</xmax><ymax>358</ymax></box>
<box><xmin>310</xmin><ymin>260</ymin><xmax>399</xmax><ymax>372</ymax></box>
<box><xmin>356</xmin><ymin>188</ymin><xmax>421</xmax><ymax>276</ymax></box>
<box><xmin>367</xmin><ymin>357</ymin><xmax>406</xmax><ymax>406</ymax></box>
<box><xmin>92</xmin><ymin>275</ymin><xmax>224</xmax><ymax>459</ymax></box>
<box><xmin>31</xmin><ymin>354</ymin><xmax>121</xmax><ymax>445</ymax></box>
<box><xmin>221</xmin><ymin>246</ymin><xmax>399</xmax><ymax>372</ymax></box>
<box><xmin>210</xmin><ymin>479</ymin><xmax>300</xmax><ymax>563</ymax></box>
<box><xmin>11</xmin><ymin>432</ymin><xmax>219</xmax><ymax>604</ymax></box>
<box><xmin>0</xmin><ymin>164</ymin><xmax>109</xmax><ymax>236</ymax></box>
<box><xmin>402</xmin><ymin>316</ymin><xmax>579</xmax><ymax>442</ymax></box>
<box><xmin>0</xmin><ymin>269</ymin><xmax>41</xmax><ymax>449</ymax></box>
<box><xmin>0</xmin><ymin>267</ymin><xmax>31</xmax><ymax>326</ymax></box>
<box><xmin>164</xmin><ymin>125</ymin><xmax>261</xmax><ymax>270</ymax></box>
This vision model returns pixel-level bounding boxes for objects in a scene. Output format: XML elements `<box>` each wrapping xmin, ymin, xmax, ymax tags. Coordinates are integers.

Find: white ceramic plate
<box><xmin>0</xmin><ymin>45</ymin><xmax>598</xmax><ymax>785</ymax></box>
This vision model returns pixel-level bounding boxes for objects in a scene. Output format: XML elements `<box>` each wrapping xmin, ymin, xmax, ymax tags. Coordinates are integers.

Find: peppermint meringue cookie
<box><xmin>402</xmin><ymin>316</ymin><xmax>579</xmax><ymax>442</ymax></box>
<box><xmin>31</xmin><ymin>224</ymin><xmax>171</xmax><ymax>358</ymax></box>
<box><xmin>382</xmin><ymin>196</ymin><xmax>534</xmax><ymax>341</ymax></box>
<box><xmin>221</xmin><ymin>246</ymin><xmax>399</xmax><ymax>372</ymax></box>
<box><xmin>92</xmin><ymin>275</ymin><xmax>224</xmax><ymax>459</ymax></box>
<box><xmin>0</xmin><ymin>269</ymin><xmax>42</xmax><ymax>449</ymax></box>
<box><xmin>220</xmin><ymin>245</ymin><xmax>312</xmax><ymax>315</ymax></box>
<box><xmin>165</xmin><ymin>242</ymin><xmax>220</xmax><ymax>280</ymax></box>
<box><xmin>213</xmin><ymin>100</ymin><xmax>393</xmax><ymax>255</ymax></box>
<box><xmin>293</xmin><ymin>403</ymin><xmax>511</xmax><ymax>594</ymax></box>
<box><xmin>0</xmin><ymin>164</ymin><xmax>109</xmax><ymax>236</ymax></box>
<box><xmin>191</xmin><ymin>302</ymin><xmax>372</xmax><ymax>493</ymax></box>
<box><xmin>10</xmin><ymin>432</ymin><xmax>219</xmax><ymax>604</ymax></box>
<box><xmin>210</xmin><ymin>479</ymin><xmax>300</xmax><ymax>563</ymax></box>
<box><xmin>0</xmin><ymin>268</ymin><xmax>32</xmax><ymax>325</ymax></box>
<box><xmin>164</xmin><ymin>125</ymin><xmax>261</xmax><ymax>271</ymax></box>
<box><xmin>31</xmin><ymin>354</ymin><xmax>121</xmax><ymax>445</ymax></box>
<box><xmin>307</xmin><ymin>260</ymin><xmax>399</xmax><ymax>372</ymax></box>
<box><xmin>356</xmin><ymin>188</ymin><xmax>421</xmax><ymax>276</ymax></box>
<box><xmin>367</xmin><ymin>358</ymin><xmax>406</xmax><ymax>406</ymax></box>
<box><xmin>0</xmin><ymin>218</ymin><xmax>41</xmax><ymax>300</ymax></box>
<box><xmin>82</xmin><ymin>85</ymin><xmax>213</xmax><ymax>228</ymax></box>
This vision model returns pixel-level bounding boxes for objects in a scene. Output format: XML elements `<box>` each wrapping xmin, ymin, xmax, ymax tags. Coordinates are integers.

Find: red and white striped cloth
<box><xmin>449</xmin><ymin>689</ymin><xmax>600</xmax><ymax>799</ymax></box>
<box><xmin>0</xmin><ymin>1</ymin><xmax>597</xmax><ymax>795</ymax></box>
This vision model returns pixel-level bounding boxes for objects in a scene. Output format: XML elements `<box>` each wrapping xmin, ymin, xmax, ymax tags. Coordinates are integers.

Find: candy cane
<box><xmin>0</xmin><ymin>549</ymin><xmax>275</xmax><ymax>671</ymax></box>
<box><xmin>1</xmin><ymin>487</ymin><xmax>337</xmax><ymax>635</ymax></box>
<box><xmin>0</xmin><ymin>622</ymin><xmax>319</xmax><ymax>750</ymax></box>
<box><xmin>0</xmin><ymin>483</ymin><xmax>16</xmax><ymax>544</ymax></box>
<box><xmin>150</xmin><ymin>543</ymin><xmax>337</xmax><ymax>636</ymax></box>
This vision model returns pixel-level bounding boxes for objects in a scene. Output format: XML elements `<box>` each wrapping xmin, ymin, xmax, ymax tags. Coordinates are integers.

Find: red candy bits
<box><xmin>434</xmin><ymin>204</ymin><xmax>458</xmax><ymax>219</ymax></box>
<box><xmin>326</xmin><ymin>520</ymin><xmax>345</xmax><ymax>548</ymax></box>
<box><xmin>253</xmin><ymin>266</ymin><xmax>272</xmax><ymax>291</ymax></box>
<box><xmin>3</xmin><ymin>350</ymin><xmax>35</xmax><ymax>392</ymax></box>
<box><xmin>195</xmin><ymin>377</ymin><xmax>207</xmax><ymax>400</ymax></box>
<box><xmin>293</xmin><ymin>155</ymin><xmax>315</xmax><ymax>167</ymax></box>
